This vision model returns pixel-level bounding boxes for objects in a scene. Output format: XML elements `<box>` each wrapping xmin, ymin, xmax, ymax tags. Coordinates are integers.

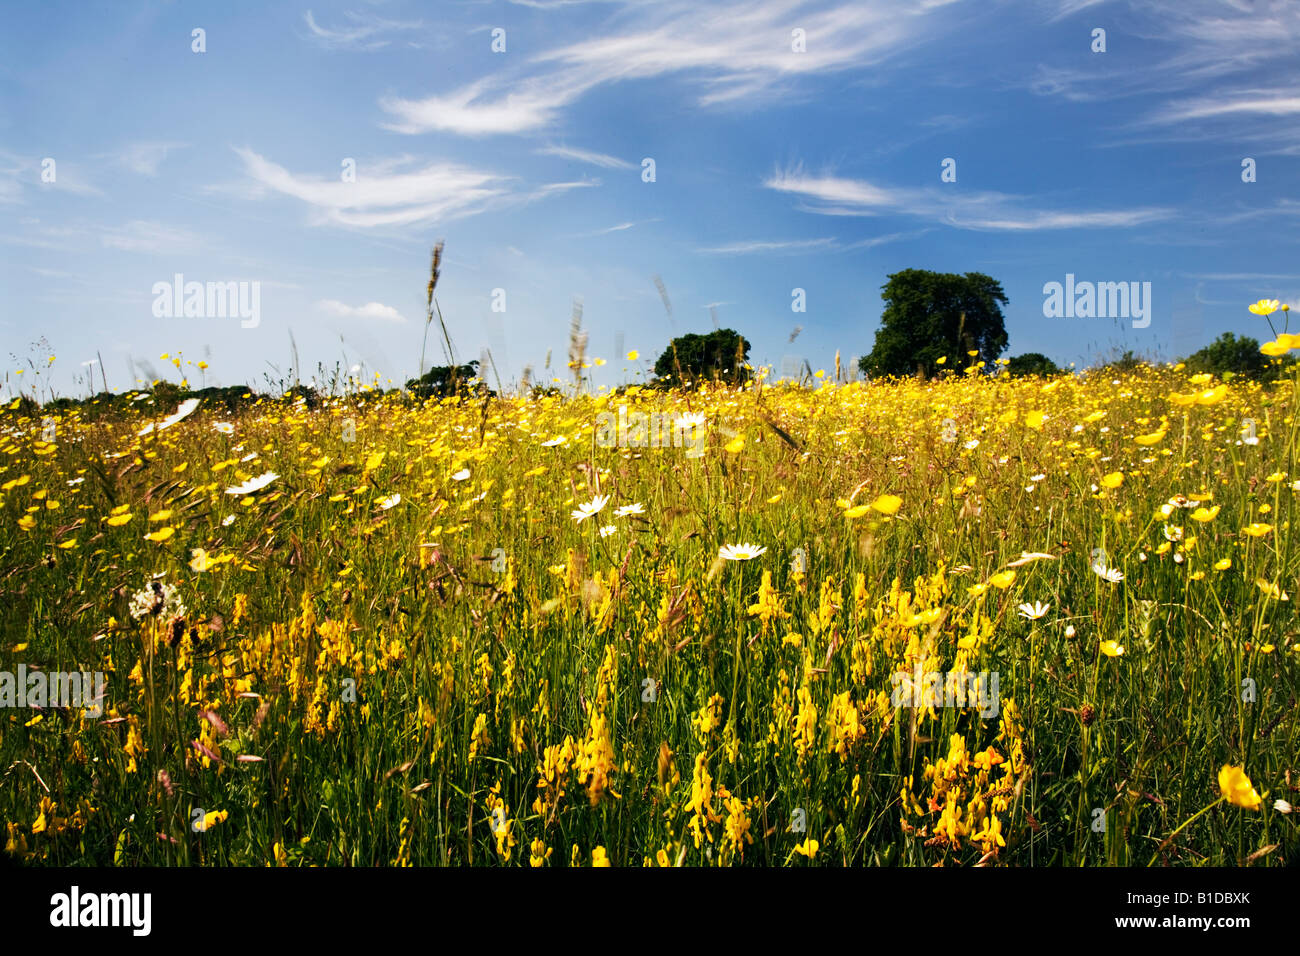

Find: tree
<box><xmin>1005</xmin><ymin>352</ymin><xmax>1060</xmax><ymax>377</ymax></box>
<box><xmin>860</xmin><ymin>270</ymin><xmax>1008</xmax><ymax>378</ymax></box>
<box><xmin>652</xmin><ymin>329</ymin><xmax>751</xmax><ymax>388</ymax></box>
<box><xmin>1182</xmin><ymin>332</ymin><xmax>1272</xmax><ymax>380</ymax></box>
<box><xmin>405</xmin><ymin>360</ymin><xmax>491</xmax><ymax>399</ymax></box>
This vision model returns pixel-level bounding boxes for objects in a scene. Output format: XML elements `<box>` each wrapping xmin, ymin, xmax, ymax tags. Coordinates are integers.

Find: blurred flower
<box><xmin>1017</xmin><ymin>601</ymin><xmax>1050</xmax><ymax>620</ymax></box>
<box><xmin>719</xmin><ymin>543</ymin><xmax>766</xmax><ymax>561</ymax></box>
<box><xmin>1218</xmin><ymin>765</ymin><xmax>1261</xmax><ymax>809</ymax></box>
<box><xmin>571</xmin><ymin>494</ymin><xmax>610</xmax><ymax>523</ymax></box>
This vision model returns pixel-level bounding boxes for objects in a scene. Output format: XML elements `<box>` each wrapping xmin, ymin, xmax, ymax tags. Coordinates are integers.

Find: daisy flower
<box><xmin>225</xmin><ymin>471</ymin><xmax>279</xmax><ymax>496</ymax></box>
<box><xmin>377</xmin><ymin>493</ymin><xmax>401</xmax><ymax>511</ymax></box>
<box><xmin>571</xmin><ymin>494</ymin><xmax>610</xmax><ymax>522</ymax></box>
<box><xmin>1017</xmin><ymin>601</ymin><xmax>1050</xmax><ymax>621</ymax></box>
<box><xmin>137</xmin><ymin>397</ymin><xmax>200</xmax><ymax>436</ymax></box>
<box><xmin>613</xmin><ymin>502</ymin><xmax>645</xmax><ymax>518</ymax></box>
<box><xmin>718</xmin><ymin>542</ymin><xmax>767</xmax><ymax>561</ymax></box>
<box><xmin>598</xmin><ymin>524</ymin><xmax>616</xmax><ymax>538</ymax></box>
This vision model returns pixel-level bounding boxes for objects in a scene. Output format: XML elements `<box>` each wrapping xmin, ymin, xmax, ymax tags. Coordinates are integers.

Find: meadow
<box><xmin>1</xmin><ymin>328</ymin><xmax>1298</xmax><ymax>866</ymax></box>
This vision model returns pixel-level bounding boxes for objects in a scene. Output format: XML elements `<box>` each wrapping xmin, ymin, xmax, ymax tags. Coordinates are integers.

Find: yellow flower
<box><xmin>1134</xmin><ymin>428</ymin><xmax>1166</xmax><ymax>446</ymax></box>
<box><xmin>626</xmin><ymin>350</ymin><xmax>639</xmax><ymax>361</ymax></box>
<box><xmin>17</xmin><ymin>515</ymin><xmax>35</xmax><ymax>531</ymax></box>
<box><xmin>723</xmin><ymin>435</ymin><xmax>745</xmax><ymax>454</ymax></box>
<box><xmin>1194</xmin><ymin>385</ymin><xmax>1228</xmax><ymax>406</ymax></box>
<box><xmin>591</xmin><ymin>846</ymin><xmax>611</xmax><ymax>867</ymax></box>
<box><xmin>843</xmin><ymin>504</ymin><xmax>871</xmax><ymax>519</ymax></box>
<box><xmin>1242</xmin><ymin>523</ymin><xmax>1272</xmax><ymax>538</ymax></box>
<box><xmin>988</xmin><ymin>570</ymin><xmax>1016</xmax><ymax>589</ymax></box>
<box><xmin>1190</xmin><ymin>506</ymin><xmax>1220</xmax><ymax>522</ymax></box>
<box><xmin>1213</xmin><ymin>558</ymin><xmax>1232</xmax><ymax>571</ymax></box>
<box><xmin>1099</xmin><ymin>640</ymin><xmax>1124</xmax><ymax>657</ymax></box>
<box><xmin>106</xmin><ymin>512</ymin><xmax>133</xmax><ymax>526</ymax></box>
<box><xmin>1248</xmin><ymin>299</ymin><xmax>1280</xmax><ymax>316</ymax></box>
<box><xmin>1261</xmin><ymin>340</ymin><xmax>1290</xmax><ymax>357</ymax></box>
<box><xmin>870</xmin><ymin>494</ymin><xmax>902</xmax><ymax>515</ymax></box>
<box><xmin>793</xmin><ymin>838</ymin><xmax>819</xmax><ymax>858</ymax></box>
<box><xmin>1100</xmin><ymin>471</ymin><xmax>1123</xmax><ymax>489</ymax></box>
<box><xmin>1025</xmin><ymin>411</ymin><xmax>1045</xmax><ymax>430</ymax></box>
<box><xmin>144</xmin><ymin>526</ymin><xmax>175</xmax><ymax>542</ymax></box>
<box><xmin>1218</xmin><ymin>765</ymin><xmax>1261</xmax><ymax>809</ymax></box>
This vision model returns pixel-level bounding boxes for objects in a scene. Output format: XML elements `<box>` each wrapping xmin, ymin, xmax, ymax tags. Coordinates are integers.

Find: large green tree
<box><xmin>405</xmin><ymin>360</ymin><xmax>491</xmax><ymax>399</ymax></box>
<box><xmin>652</xmin><ymin>329</ymin><xmax>751</xmax><ymax>387</ymax></box>
<box><xmin>860</xmin><ymin>270</ymin><xmax>1009</xmax><ymax>378</ymax></box>
<box><xmin>1181</xmin><ymin>332</ymin><xmax>1274</xmax><ymax>380</ymax></box>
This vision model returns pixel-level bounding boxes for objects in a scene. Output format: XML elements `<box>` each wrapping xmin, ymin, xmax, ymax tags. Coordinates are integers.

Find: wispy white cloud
<box><xmin>766</xmin><ymin>166</ymin><xmax>1173</xmax><ymax>231</ymax></box>
<box><xmin>1150</xmin><ymin>91</ymin><xmax>1300</xmax><ymax>124</ymax></box>
<box><xmin>381</xmin><ymin>0</ymin><xmax>966</xmax><ymax>135</ymax></box>
<box><xmin>232</xmin><ymin>148</ymin><xmax>512</xmax><ymax>228</ymax></box>
<box><xmin>100</xmin><ymin>220</ymin><xmax>204</xmax><ymax>254</ymax></box>
<box><xmin>303</xmin><ymin>10</ymin><xmax>424</xmax><ymax>51</ymax></box>
<box><xmin>571</xmin><ymin>218</ymin><xmax>660</xmax><ymax>237</ymax></box>
<box><xmin>696</xmin><ymin>237</ymin><xmax>837</xmax><ymax>255</ymax></box>
<box><xmin>317</xmin><ymin>299</ymin><xmax>407</xmax><ymax>323</ymax></box>
<box><xmin>107</xmin><ymin>142</ymin><xmax>188</xmax><ymax>177</ymax></box>
<box><xmin>536</xmin><ymin>144</ymin><xmax>634</xmax><ymax>169</ymax></box>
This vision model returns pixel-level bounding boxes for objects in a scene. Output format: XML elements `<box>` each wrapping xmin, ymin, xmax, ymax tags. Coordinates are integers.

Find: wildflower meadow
<box><xmin>2</xmin><ymin>307</ymin><xmax>1297</xmax><ymax>868</ymax></box>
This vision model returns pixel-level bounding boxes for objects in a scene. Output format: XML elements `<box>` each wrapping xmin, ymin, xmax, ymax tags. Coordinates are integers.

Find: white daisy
<box><xmin>598</xmin><ymin>524</ymin><xmax>616</xmax><ymax>538</ymax></box>
<box><xmin>377</xmin><ymin>493</ymin><xmax>401</xmax><ymax>511</ymax></box>
<box><xmin>224</xmin><ymin>471</ymin><xmax>279</xmax><ymax>496</ymax></box>
<box><xmin>613</xmin><ymin>502</ymin><xmax>645</xmax><ymax>518</ymax></box>
<box><xmin>213</xmin><ymin>421</ymin><xmax>234</xmax><ymax>435</ymax></box>
<box><xmin>137</xmin><ymin>397</ymin><xmax>200</xmax><ymax>436</ymax></box>
<box><xmin>718</xmin><ymin>542</ymin><xmax>767</xmax><ymax>561</ymax></box>
<box><xmin>221</xmin><ymin>515</ymin><xmax>236</xmax><ymax>526</ymax></box>
<box><xmin>571</xmin><ymin>494</ymin><xmax>610</xmax><ymax>522</ymax></box>
<box><xmin>451</xmin><ymin>469</ymin><xmax>470</xmax><ymax>481</ymax></box>
<box><xmin>1092</xmin><ymin>563</ymin><xmax>1124</xmax><ymax>584</ymax></box>
<box><xmin>1017</xmin><ymin>601</ymin><xmax>1051</xmax><ymax>621</ymax></box>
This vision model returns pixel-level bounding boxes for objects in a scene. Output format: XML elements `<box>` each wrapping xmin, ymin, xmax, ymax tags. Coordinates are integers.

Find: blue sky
<box><xmin>2</xmin><ymin>0</ymin><xmax>1297</xmax><ymax>397</ymax></box>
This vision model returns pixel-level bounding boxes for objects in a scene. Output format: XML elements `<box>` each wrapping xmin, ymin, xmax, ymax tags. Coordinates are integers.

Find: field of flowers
<box><xmin>2</xmin><ymin>331</ymin><xmax>1298</xmax><ymax>866</ymax></box>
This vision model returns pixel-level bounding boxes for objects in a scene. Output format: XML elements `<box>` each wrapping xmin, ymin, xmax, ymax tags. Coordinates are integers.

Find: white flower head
<box><xmin>598</xmin><ymin>524</ymin><xmax>616</xmax><ymax>538</ymax></box>
<box><xmin>128</xmin><ymin>580</ymin><xmax>186</xmax><ymax>621</ymax></box>
<box><xmin>1092</xmin><ymin>562</ymin><xmax>1124</xmax><ymax>584</ymax></box>
<box><xmin>571</xmin><ymin>494</ymin><xmax>610</xmax><ymax>522</ymax></box>
<box><xmin>613</xmin><ymin>502</ymin><xmax>645</xmax><ymax>518</ymax></box>
<box><xmin>225</xmin><ymin>471</ymin><xmax>279</xmax><ymax>496</ymax></box>
<box><xmin>377</xmin><ymin>493</ymin><xmax>401</xmax><ymax>511</ymax></box>
<box><xmin>718</xmin><ymin>542</ymin><xmax>767</xmax><ymax>561</ymax></box>
<box><xmin>1017</xmin><ymin>601</ymin><xmax>1050</xmax><ymax>621</ymax></box>
<box><xmin>138</xmin><ymin>397</ymin><xmax>200</xmax><ymax>437</ymax></box>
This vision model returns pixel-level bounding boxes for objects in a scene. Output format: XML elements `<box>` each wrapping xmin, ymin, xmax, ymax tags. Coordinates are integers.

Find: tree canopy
<box><xmin>860</xmin><ymin>269</ymin><xmax>1008</xmax><ymax>378</ymax></box>
<box><xmin>1005</xmin><ymin>352</ymin><xmax>1061</xmax><ymax>377</ymax></box>
<box><xmin>652</xmin><ymin>329</ymin><xmax>751</xmax><ymax>387</ymax></box>
<box><xmin>1181</xmin><ymin>332</ymin><xmax>1275</xmax><ymax>380</ymax></box>
<box><xmin>405</xmin><ymin>361</ymin><xmax>491</xmax><ymax>399</ymax></box>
